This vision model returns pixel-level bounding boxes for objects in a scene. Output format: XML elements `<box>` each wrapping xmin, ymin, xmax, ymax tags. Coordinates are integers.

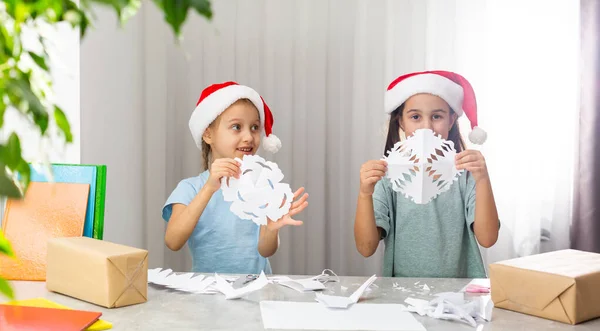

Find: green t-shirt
<box><xmin>374</xmin><ymin>171</ymin><xmax>487</xmax><ymax>278</ymax></box>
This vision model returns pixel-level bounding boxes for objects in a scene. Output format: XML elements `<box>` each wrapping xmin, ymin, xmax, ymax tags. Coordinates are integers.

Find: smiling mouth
<box><xmin>237</xmin><ymin>147</ymin><xmax>253</xmax><ymax>153</ymax></box>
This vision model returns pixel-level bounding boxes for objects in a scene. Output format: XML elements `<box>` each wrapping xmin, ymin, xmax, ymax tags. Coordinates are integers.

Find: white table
<box><xmin>5</xmin><ymin>275</ymin><xmax>600</xmax><ymax>330</ymax></box>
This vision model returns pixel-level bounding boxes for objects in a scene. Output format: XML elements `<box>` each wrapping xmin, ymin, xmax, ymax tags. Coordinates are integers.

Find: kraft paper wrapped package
<box><xmin>46</xmin><ymin>237</ymin><xmax>148</xmax><ymax>308</ymax></box>
<box><xmin>489</xmin><ymin>249</ymin><xmax>600</xmax><ymax>325</ymax></box>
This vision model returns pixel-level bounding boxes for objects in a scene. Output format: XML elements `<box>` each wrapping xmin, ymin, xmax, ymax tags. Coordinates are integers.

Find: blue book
<box><xmin>29</xmin><ymin>164</ymin><xmax>97</xmax><ymax>238</ymax></box>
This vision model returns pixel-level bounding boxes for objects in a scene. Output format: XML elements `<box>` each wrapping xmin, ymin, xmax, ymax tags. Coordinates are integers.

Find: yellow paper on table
<box><xmin>7</xmin><ymin>298</ymin><xmax>112</xmax><ymax>331</ymax></box>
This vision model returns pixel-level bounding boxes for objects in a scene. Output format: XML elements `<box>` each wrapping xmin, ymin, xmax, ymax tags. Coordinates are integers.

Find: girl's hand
<box><xmin>359</xmin><ymin>160</ymin><xmax>388</xmax><ymax>196</ymax></box>
<box><xmin>205</xmin><ymin>158</ymin><xmax>241</xmax><ymax>193</ymax></box>
<box><xmin>266</xmin><ymin>187</ymin><xmax>308</xmax><ymax>231</ymax></box>
<box><xmin>456</xmin><ymin>150</ymin><xmax>489</xmax><ymax>183</ymax></box>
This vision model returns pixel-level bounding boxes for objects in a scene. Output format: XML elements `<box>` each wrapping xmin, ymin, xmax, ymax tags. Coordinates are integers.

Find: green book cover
<box><xmin>93</xmin><ymin>165</ymin><xmax>107</xmax><ymax>240</ymax></box>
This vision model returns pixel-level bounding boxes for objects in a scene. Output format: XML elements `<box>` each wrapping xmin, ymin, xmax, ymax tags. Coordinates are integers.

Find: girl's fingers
<box><xmin>361</xmin><ymin>160</ymin><xmax>387</xmax><ymax>171</ymax></box>
<box><xmin>215</xmin><ymin>162</ymin><xmax>241</xmax><ymax>175</ymax></box>
<box><xmin>364</xmin><ymin>177</ymin><xmax>383</xmax><ymax>185</ymax></box>
<box><xmin>456</xmin><ymin>154</ymin><xmax>480</xmax><ymax>165</ymax></box>
<box><xmin>284</xmin><ymin>219</ymin><xmax>304</xmax><ymax>226</ymax></box>
<box><xmin>365</xmin><ymin>162</ymin><xmax>388</xmax><ymax>172</ymax></box>
<box><xmin>291</xmin><ymin>193</ymin><xmax>309</xmax><ymax>209</ymax></box>
<box><xmin>289</xmin><ymin>201</ymin><xmax>308</xmax><ymax>216</ymax></box>
<box><xmin>293</xmin><ymin>187</ymin><xmax>305</xmax><ymax>199</ymax></box>
<box><xmin>456</xmin><ymin>162</ymin><xmax>484</xmax><ymax>170</ymax></box>
<box><xmin>362</xmin><ymin>169</ymin><xmax>387</xmax><ymax>178</ymax></box>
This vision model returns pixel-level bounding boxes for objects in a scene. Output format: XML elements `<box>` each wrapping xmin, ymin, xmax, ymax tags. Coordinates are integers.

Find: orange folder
<box><xmin>0</xmin><ymin>182</ymin><xmax>90</xmax><ymax>280</ymax></box>
<box><xmin>0</xmin><ymin>304</ymin><xmax>101</xmax><ymax>331</ymax></box>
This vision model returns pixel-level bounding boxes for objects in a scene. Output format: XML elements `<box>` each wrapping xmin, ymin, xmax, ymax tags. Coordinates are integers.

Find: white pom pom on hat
<box><xmin>189</xmin><ymin>81</ymin><xmax>281</xmax><ymax>153</ymax></box>
<box><xmin>384</xmin><ymin>70</ymin><xmax>487</xmax><ymax>145</ymax></box>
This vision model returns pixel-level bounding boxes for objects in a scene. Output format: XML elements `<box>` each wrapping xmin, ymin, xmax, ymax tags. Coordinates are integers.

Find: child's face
<box><xmin>204</xmin><ymin>100</ymin><xmax>261</xmax><ymax>160</ymax></box>
<box><xmin>399</xmin><ymin>93</ymin><xmax>457</xmax><ymax>140</ymax></box>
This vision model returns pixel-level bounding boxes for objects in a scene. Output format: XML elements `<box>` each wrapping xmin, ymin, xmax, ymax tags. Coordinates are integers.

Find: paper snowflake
<box><xmin>221</xmin><ymin>155</ymin><xmax>293</xmax><ymax>225</ymax></box>
<box><xmin>383</xmin><ymin>129</ymin><xmax>463</xmax><ymax>204</ymax></box>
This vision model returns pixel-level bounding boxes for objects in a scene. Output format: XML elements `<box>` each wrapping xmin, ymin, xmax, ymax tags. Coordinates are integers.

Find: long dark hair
<box><xmin>383</xmin><ymin>103</ymin><xmax>465</xmax><ymax>156</ymax></box>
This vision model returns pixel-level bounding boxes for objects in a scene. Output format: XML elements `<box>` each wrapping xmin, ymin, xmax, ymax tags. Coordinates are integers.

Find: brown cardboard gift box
<box><xmin>46</xmin><ymin>236</ymin><xmax>148</xmax><ymax>308</ymax></box>
<box><xmin>489</xmin><ymin>249</ymin><xmax>600</xmax><ymax>324</ymax></box>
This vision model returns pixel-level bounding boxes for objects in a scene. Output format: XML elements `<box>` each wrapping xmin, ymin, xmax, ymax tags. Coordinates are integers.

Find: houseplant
<box><xmin>0</xmin><ymin>0</ymin><xmax>212</xmax><ymax>300</ymax></box>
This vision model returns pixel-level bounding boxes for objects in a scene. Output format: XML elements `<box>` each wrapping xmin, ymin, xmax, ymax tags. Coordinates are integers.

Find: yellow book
<box><xmin>7</xmin><ymin>297</ymin><xmax>112</xmax><ymax>330</ymax></box>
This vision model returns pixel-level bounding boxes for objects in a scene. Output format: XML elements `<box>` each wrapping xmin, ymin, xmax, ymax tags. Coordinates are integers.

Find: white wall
<box><xmin>80</xmin><ymin>6</ymin><xmax>145</xmax><ymax>249</ymax></box>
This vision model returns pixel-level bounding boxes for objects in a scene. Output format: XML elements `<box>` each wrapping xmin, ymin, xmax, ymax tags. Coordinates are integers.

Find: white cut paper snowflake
<box><xmin>221</xmin><ymin>155</ymin><xmax>293</xmax><ymax>226</ymax></box>
<box><xmin>383</xmin><ymin>129</ymin><xmax>463</xmax><ymax>204</ymax></box>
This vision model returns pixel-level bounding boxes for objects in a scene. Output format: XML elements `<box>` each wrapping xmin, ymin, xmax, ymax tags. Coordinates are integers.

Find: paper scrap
<box><xmin>147</xmin><ymin>268</ymin><xmax>218</xmax><ymax>294</ymax></box>
<box><xmin>272</xmin><ymin>276</ymin><xmax>326</xmax><ymax>293</ymax></box>
<box><xmin>315</xmin><ymin>275</ymin><xmax>377</xmax><ymax>309</ymax></box>
<box><xmin>384</xmin><ymin>128</ymin><xmax>463</xmax><ymax>204</ymax></box>
<box><xmin>260</xmin><ymin>301</ymin><xmax>426</xmax><ymax>331</ymax></box>
<box><xmin>221</xmin><ymin>155</ymin><xmax>293</xmax><ymax>226</ymax></box>
<box><xmin>213</xmin><ymin>271</ymin><xmax>269</xmax><ymax>299</ymax></box>
<box><xmin>402</xmin><ymin>292</ymin><xmax>494</xmax><ymax>327</ymax></box>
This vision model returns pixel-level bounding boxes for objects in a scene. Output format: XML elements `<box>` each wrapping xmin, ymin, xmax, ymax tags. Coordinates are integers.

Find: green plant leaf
<box><xmin>27</xmin><ymin>51</ymin><xmax>49</xmax><ymax>71</ymax></box>
<box><xmin>189</xmin><ymin>0</ymin><xmax>212</xmax><ymax>19</ymax></box>
<box><xmin>0</xmin><ymin>231</ymin><xmax>14</xmax><ymax>257</ymax></box>
<box><xmin>89</xmin><ymin>0</ymin><xmax>141</xmax><ymax>24</ymax></box>
<box><xmin>6</xmin><ymin>75</ymin><xmax>49</xmax><ymax>134</ymax></box>
<box><xmin>54</xmin><ymin>106</ymin><xmax>73</xmax><ymax>143</ymax></box>
<box><xmin>0</xmin><ymin>165</ymin><xmax>22</xmax><ymax>198</ymax></box>
<box><xmin>0</xmin><ymin>97</ymin><xmax>5</xmax><ymax>128</ymax></box>
<box><xmin>0</xmin><ymin>277</ymin><xmax>14</xmax><ymax>300</ymax></box>
<box><xmin>16</xmin><ymin>159</ymin><xmax>31</xmax><ymax>194</ymax></box>
<box><xmin>4</xmin><ymin>134</ymin><xmax>22</xmax><ymax>170</ymax></box>
<box><xmin>152</xmin><ymin>0</ymin><xmax>189</xmax><ymax>37</ymax></box>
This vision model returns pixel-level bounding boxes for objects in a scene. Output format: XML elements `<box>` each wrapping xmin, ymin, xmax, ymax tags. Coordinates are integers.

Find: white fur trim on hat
<box><xmin>189</xmin><ymin>85</ymin><xmax>265</xmax><ymax>149</ymax></box>
<box><xmin>468</xmin><ymin>126</ymin><xmax>487</xmax><ymax>144</ymax></box>
<box><xmin>263</xmin><ymin>134</ymin><xmax>281</xmax><ymax>153</ymax></box>
<box><xmin>385</xmin><ymin>73</ymin><xmax>465</xmax><ymax>116</ymax></box>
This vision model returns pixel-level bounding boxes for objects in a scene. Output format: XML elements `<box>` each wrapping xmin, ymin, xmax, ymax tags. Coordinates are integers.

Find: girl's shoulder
<box><xmin>176</xmin><ymin>170</ymin><xmax>210</xmax><ymax>193</ymax></box>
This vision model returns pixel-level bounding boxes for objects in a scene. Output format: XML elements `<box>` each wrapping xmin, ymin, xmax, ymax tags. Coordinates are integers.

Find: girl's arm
<box><xmin>257</xmin><ymin>188</ymin><xmax>308</xmax><ymax>257</ymax></box>
<box><xmin>165</xmin><ymin>158</ymin><xmax>242</xmax><ymax>251</ymax></box>
<box><xmin>354</xmin><ymin>160</ymin><xmax>387</xmax><ymax>257</ymax></box>
<box><xmin>354</xmin><ymin>193</ymin><xmax>382</xmax><ymax>257</ymax></box>
<box><xmin>473</xmin><ymin>178</ymin><xmax>499</xmax><ymax>247</ymax></box>
<box><xmin>456</xmin><ymin>150</ymin><xmax>499</xmax><ymax>248</ymax></box>
<box><xmin>257</xmin><ymin>226</ymin><xmax>279</xmax><ymax>257</ymax></box>
<box><xmin>165</xmin><ymin>186</ymin><xmax>214</xmax><ymax>251</ymax></box>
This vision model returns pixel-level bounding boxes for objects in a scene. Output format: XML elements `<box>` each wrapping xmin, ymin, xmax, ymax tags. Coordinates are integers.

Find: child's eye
<box><xmin>411</xmin><ymin>115</ymin><xmax>420</xmax><ymax>120</ymax></box>
<box><xmin>231</xmin><ymin>124</ymin><xmax>241</xmax><ymax>130</ymax></box>
<box><xmin>432</xmin><ymin>115</ymin><xmax>443</xmax><ymax>120</ymax></box>
<box><xmin>251</xmin><ymin>124</ymin><xmax>260</xmax><ymax>131</ymax></box>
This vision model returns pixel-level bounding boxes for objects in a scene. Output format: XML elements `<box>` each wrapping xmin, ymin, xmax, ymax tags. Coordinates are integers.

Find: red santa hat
<box><xmin>384</xmin><ymin>70</ymin><xmax>487</xmax><ymax>144</ymax></box>
<box><xmin>189</xmin><ymin>81</ymin><xmax>281</xmax><ymax>153</ymax></box>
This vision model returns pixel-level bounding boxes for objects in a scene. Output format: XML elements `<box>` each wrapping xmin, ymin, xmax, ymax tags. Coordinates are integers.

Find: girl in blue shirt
<box><xmin>163</xmin><ymin>81</ymin><xmax>308</xmax><ymax>274</ymax></box>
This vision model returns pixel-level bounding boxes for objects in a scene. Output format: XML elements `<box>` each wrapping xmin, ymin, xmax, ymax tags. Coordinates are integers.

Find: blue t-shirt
<box><xmin>162</xmin><ymin>170</ymin><xmax>272</xmax><ymax>274</ymax></box>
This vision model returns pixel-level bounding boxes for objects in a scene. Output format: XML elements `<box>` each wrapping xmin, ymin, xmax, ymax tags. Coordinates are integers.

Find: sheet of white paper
<box><xmin>221</xmin><ymin>155</ymin><xmax>293</xmax><ymax>225</ymax></box>
<box><xmin>315</xmin><ymin>275</ymin><xmax>377</xmax><ymax>308</ymax></box>
<box><xmin>384</xmin><ymin>128</ymin><xmax>463</xmax><ymax>204</ymax></box>
<box><xmin>213</xmin><ymin>271</ymin><xmax>269</xmax><ymax>299</ymax></box>
<box><xmin>260</xmin><ymin>301</ymin><xmax>426</xmax><ymax>331</ymax></box>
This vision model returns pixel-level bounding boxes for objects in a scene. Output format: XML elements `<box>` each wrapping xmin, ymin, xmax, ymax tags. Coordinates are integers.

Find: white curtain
<box><xmin>133</xmin><ymin>0</ymin><xmax>579</xmax><ymax>276</ymax></box>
